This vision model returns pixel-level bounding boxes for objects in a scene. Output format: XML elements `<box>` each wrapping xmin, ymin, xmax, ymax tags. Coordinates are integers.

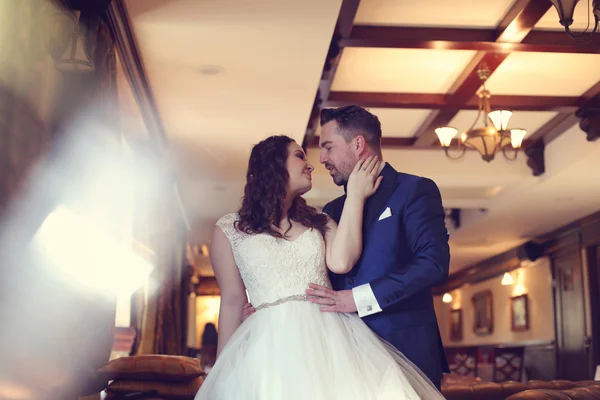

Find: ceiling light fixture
<box><xmin>549</xmin><ymin>0</ymin><xmax>600</xmax><ymax>39</ymax></box>
<box><xmin>435</xmin><ymin>66</ymin><xmax>527</xmax><ymax>162</ymax></box>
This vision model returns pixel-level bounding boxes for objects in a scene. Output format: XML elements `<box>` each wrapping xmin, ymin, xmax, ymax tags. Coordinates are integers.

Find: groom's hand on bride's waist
<box><xmin>306</xmin><ymin>283</ymin><xmax>357</xmax><ymax>313</ymax></box>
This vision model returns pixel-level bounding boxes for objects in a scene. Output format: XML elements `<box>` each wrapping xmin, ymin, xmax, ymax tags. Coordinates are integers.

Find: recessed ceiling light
<box><xmin>198</xmin><ymin>65</ymin><xmax>225</xmax><ymax>75</ymax></box>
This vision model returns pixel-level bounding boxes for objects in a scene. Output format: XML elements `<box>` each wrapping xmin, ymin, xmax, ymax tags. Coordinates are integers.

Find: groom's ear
<box><xmin>352</xmin><ymin>135</ymin><xmax>368</xmax><ymax>156</ymax></box>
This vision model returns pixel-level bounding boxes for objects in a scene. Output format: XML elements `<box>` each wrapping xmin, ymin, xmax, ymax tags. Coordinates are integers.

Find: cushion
<box><xmin>106</xmin><ymin>376</ymin><xmax>204</xmax><ymax>400</ymax></box>
<box><xmin>442</xmin><ymin>373</ymin><xmax>482</xmax><ymax>386</ymax></box>
<box><xmin>78</xmin><ymin>394</ymin><xmax>103</xmax><ymax>400</ymax></box>
<box><xmin>97</xmin><ymin>355</ymin><xmax>204</xmax><ymax>382</ymax></box>
<box><xmin>105</xmin><ymin>396</ymin><xmax>169</xmax><ymax>400</ymax></box>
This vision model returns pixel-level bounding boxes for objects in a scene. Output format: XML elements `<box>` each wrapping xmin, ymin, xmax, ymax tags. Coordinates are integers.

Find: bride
<box><xmin>194</xmin><ymin>135</ymin><xmax>444</xmax><ymax>400</ymax></box>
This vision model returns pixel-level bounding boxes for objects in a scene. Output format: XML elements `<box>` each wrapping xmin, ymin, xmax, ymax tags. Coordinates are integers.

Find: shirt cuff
<box><xmin>352</xmin><ymin>283</ymin><xmax>383</xmax><ymax>317</ymax></box>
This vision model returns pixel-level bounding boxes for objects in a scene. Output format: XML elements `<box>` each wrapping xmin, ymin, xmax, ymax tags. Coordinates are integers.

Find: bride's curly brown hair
<box><xmin>236</xmin><ymin>135</ymin><xmax>328</xmax><ymax>239</ymax></box>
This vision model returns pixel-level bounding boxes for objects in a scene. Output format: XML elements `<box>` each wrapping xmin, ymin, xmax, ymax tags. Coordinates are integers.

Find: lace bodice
<box><xmin>215</xmin><ymin>213</ymin><xmax>331</xmax><ymax>308</ymax></box>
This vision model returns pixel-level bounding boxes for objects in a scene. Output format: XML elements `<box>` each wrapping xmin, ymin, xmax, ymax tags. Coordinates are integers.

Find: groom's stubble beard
<box><xmin>331</xmin><ymin>170</ymin><xmax>346</xmax><ymax>186</ymax></box>
<box><xmin>324</xmin><ymin>162</ymin><xmax>343</xmax><ymax>186</ymax></box>
<box><xmin>326</xmin><ymin>159</ymin><xmax>355</xmax><ymax>186</ymax></box>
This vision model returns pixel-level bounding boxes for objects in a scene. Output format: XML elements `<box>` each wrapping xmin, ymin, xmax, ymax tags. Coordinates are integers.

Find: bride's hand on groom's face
<box><xmin>346</xmin><ymin>155</ymin><xmax>383</xmax><ymax>201</ymax></box>
<box><xmin>306</xmin><ymin>283</ymin><xmax>357</xmax><ymax>313</ymax></box>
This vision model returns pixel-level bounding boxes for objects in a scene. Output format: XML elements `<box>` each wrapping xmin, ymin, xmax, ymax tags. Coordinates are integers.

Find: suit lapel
<box><xmin>362</xmin><ymin>163</ymin><xmax>399</xmax><ymax>232</ymax></box>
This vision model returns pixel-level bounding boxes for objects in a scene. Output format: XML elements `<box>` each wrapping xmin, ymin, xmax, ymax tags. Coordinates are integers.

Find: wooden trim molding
<box><xmin>445</xmin><ymin>339</ymin><xmax>555</xmax><ymax>349</ymax></box>
<box><xmin>434</xmin><ymin>211</ymin><xmax>600</xmax><ymax>294</ymax></box>
<box><xmin>106</xmin><ymin>0</ymin><xmax>168</xmax><ymax>148</ymax></box>
<box><xmin>105</xmin><ymin>1</ymin><xmax>191</xmax><ymax>231</ymax></box>
<box><xmin>576</xmin><ymin>94</ymin><xmax>600</xmax><ymax>142</ymax></box>
<box><xmin>433</xmin><ymin>246</ymin><xmax>525</xmax><ymax>294</ymax></box>
<box><xmin>586</xmin><ymin>246</ymin><xmax>600</xmax><ymax>368</ymax></box>
<box><xmin>525</xmin><ymin>139</ymin><xmax>546</xmax><ymax>177</ymax></box>
<box><xmin>540</xmin><ymin>210</ymin><xmax>600</xmax><ymax>250</ymax></box>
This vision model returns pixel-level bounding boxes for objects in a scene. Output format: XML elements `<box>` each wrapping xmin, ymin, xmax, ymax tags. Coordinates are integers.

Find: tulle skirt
<box><xmin>194</xmin><ymin>299</ymin><xmax>444</xmax><ymax>400</ymax></box>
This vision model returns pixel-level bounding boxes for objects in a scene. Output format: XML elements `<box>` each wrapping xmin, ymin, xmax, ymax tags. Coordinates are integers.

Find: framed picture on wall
<box><xmin>472</xmin><ymin>290</ymin><xmax>493</xmax><ymax>335</ymax></box>
<box><xmin>449</xmin><ymin>309</ymin><xmax>463</xmax><ymax>341</ymax></box>
<box><xmin>510</xmin><ymin>294</ymin><xmax>529</xmax><ymax>331</ymax></box>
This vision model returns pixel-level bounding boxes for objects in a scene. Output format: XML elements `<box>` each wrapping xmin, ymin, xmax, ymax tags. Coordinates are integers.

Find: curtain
<box><xmin>130</xmin><ymin>149</ymin><xmax>188</xmax><ymax>356</ymax></box>
<box><xmin>0</xmin><ymin>1</ymin><xmax>121</xmax><ymax>398</ymax></box>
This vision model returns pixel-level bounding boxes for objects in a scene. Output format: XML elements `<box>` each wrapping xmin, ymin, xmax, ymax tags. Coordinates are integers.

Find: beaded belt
<box><xmin>254</xmin><ymin>294</ymin><xmax>311</xmax><ymax>311</ymax></box>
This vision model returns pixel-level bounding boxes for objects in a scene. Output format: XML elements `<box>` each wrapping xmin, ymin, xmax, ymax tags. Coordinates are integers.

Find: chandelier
<box><xmin>435</xmin><ymin>67</ymin><xmax>527</xmax><ymax>162</ymax></box>
<box><xmin>549</xmin><ymin>0</ymin><xmax>600</xmax><ymax>38</ymax></box>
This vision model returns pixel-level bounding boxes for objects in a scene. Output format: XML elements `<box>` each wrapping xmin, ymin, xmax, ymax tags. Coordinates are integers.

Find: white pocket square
<box><xmin>378</xmin><ymin>207</ymin><xmax>392</xmax><ymax>221</ymax></box>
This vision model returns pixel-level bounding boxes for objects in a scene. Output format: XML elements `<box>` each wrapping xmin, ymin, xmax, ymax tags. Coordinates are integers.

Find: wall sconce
<box><xmin>442</xmin><ymin>292</ymin><xmax>453</xmax><ymax>303</ymax></box>
<box><xmin>200</xmin><ymin>244</ymin><xmax>209</xmax><ymax>256</ymax></box>
<box><xmin>512</xmin><ymin>269</ymin><xmax>527</xmax><ymax>296</ymax></box>
<box><xmin>501</xmin><ymin>271</ymin><xmax>515</xmax><ymax>285</ymax></box>
<box><xmin>54</xmin><ymin>11</ymin><xmax>94</xmax><ymax>73</ymax></box>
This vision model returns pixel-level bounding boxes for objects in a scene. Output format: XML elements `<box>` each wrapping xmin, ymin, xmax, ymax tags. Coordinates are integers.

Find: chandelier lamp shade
<box><xmin>548</xmin><ymin>0</ymin><xmax>600</xmax><ymax>38</ymax></box>
<box><xmin>435</xmin><ymin>67</ymin><xmax>527</xmax><ymax>162</ymax></box>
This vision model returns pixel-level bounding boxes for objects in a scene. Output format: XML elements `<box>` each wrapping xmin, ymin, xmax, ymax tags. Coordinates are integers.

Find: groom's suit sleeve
<box><xmin>357</xmin><ymin>178</ymin><xmax>450</xmax><ymax>315</ymax></box>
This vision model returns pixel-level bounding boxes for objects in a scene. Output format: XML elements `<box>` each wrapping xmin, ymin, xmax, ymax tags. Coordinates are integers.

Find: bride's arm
<box><xmin>210</xmin><ymin>226</ymin><xmax>248</xmax><ymax>358</ymax></box>
<box><xmin>324</xmin><ymin>156</ymin><xmax>382</xmax><ymax>274</ymax></box>
<box><xmin>323</xmin><ymin>196</ymin><xmax>366</xmax><ymax>274</ymax></box>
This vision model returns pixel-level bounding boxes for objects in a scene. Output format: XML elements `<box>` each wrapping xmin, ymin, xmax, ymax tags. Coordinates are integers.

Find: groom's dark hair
<box><xmin>320</xmin><ymin>105</ymin><xmax>382</xmax><ymax>150</ymax></box>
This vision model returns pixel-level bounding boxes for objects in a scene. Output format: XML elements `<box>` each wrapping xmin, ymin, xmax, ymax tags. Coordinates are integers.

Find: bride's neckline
<box><xmin>277</xmin><ymin>227</ymin><xmax>312</xmax><ymax>243</ymax></box>
<box><xmin>271</xmin><ymin>219</ymin><xmax>313</xmax><ymax>243</ymax></box>
<box><xmin>232</xmin><ymin>214</ymin><xmax>313</xmax><ymax>243</ymax></box>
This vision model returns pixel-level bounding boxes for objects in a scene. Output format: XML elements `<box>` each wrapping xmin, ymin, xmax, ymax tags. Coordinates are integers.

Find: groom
<box><xmin>241</xmin><ymin>105</ymin><xmax>450</xmax><ymax>388</ymax></box>
<box><xmin>307</xmin><ymin>105</ymin><xmax>450</xmax><ymax>389</ymax></box>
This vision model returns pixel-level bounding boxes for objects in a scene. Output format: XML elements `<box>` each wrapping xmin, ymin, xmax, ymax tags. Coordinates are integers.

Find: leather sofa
<box><xmin>507</xmin><ymin>384</ymin><xmax>600</xmax><ymax>400</ymax></box>
<box><xmin>442</xmin><ymin>379</ymin><xmax>600</xmax><ymax>400</ymax></box>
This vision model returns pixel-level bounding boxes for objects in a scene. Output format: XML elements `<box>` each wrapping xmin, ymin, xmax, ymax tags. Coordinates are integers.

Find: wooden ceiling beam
<box><xmin>495</xmin><ymin>0</ymin><xmax>534</xmax><ymax>36</ymax></box>
<box><xmin>307</xmin><ymin>136</ymin><xmax>416</xmax><ymax>148</ymax></box>
<box><xmin>522</xmin><ymin>30</ymin><xmax>594</xmax><ymax>46</ymax></box>
<box><xmin>495</xmin><ymin>0</ymin><xmax>552</xmax><ymax>43</ymax></box>
<box><xmin>343</xmin><ymin>26</ymin><xmax>600</xmax><ymax>54</ymax></box>
<box><xmin>303</xmin><ymin>0</ymin><xmax>360</xmax><ymax>148</ymax></box>
<box><xmin>581</xmin><ymin>79</ymin><xmax>600</xmax><ymax>103</ymax></box>
<box><xmin>306</xmin><ymin>135</ymin><xmax>536</xmax><ymax>150</ymax></box>
<box><xmin>527</xmin><ymin>112</ymin><xmax>580</xmax><ymax>144</ymax></box>
<box><xmin>412</xmin><ymin>51</ymin><xmax>509</xmax><ymax>146</ymax></box>
<box><xmin>411</xmin><ymin>0</ymin><xmax>552</xmax><ymax>148</ymax></box>
<box><xmin>326</xmin><ymin>92</ymin><xmax>581</xmax><ymax>112</ymax></box>
<box><xmin>526</xmin><ymin>78</ymin><xmax>600</xmax><ymax>146</ymax></box>
<box><xmin>519</xmin><ymin>79</ymin><xmax>600</xmax><ymax>176</ymax></box>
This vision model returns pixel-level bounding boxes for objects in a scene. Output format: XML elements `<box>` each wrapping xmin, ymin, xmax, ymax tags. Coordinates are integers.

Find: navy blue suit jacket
<box><xmin>322</xmin><ymin>163</ymin><xmax>450</xmax><ymax>388</ymax></box>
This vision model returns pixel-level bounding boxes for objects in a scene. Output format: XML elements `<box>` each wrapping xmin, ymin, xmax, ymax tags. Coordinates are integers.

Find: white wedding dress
<box><xmin>194</xmin><ymin>213</ymin><xmax>444</xmax><ymax>400</ymax></box>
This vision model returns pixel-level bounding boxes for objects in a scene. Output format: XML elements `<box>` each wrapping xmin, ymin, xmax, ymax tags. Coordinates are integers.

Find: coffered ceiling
<box><xmin>119</xmin><ymin>0</ymin><xmax>600</xmax><ymax>274</ymax></box>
